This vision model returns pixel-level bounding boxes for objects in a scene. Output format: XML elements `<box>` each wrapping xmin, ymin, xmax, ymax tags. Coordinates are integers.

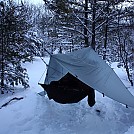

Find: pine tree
<box><xmin>43</xmin><ymin>0</ymin><xmax>133</xmax><ymax>86</ymax></box>
<box><xmin>0</xmin><ymin>1</ymin><xmax>33</xmax><ymax>93</ymax></box>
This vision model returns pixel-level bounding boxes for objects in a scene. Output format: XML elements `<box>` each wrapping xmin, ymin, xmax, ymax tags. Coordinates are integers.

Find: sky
<box><xmin>16</xmin><ymin>0</ymin><xmax>44</xmax><ymax>5</ymax></box>
<box><xmin>27</xmin><ymin>0</ymin><xmax>44</xmax><ymax>4</ymax></box>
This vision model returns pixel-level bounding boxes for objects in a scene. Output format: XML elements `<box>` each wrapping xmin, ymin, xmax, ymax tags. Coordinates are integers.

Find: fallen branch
<box><xmin>0</xmin><ymin>97</ymin><xmax>24</xmax><ymax>109</ymax></box>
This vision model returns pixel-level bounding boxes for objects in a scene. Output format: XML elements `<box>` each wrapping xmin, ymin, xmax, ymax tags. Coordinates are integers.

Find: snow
<box><xmin>0</xmin><ymin>57</ymin><xmax>134</xmax><ymax>134</ymax></box>
<box><xmin>125</xmin><ymin>126</ymin><xmax>134</xmax><ymax>134</ymax></box>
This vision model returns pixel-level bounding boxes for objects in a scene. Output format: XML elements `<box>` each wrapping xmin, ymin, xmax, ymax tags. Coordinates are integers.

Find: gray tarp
<box><xmin>45</xmin><ymin>47</ymin><xmax>134</xmax><ymax>108</ymax></box>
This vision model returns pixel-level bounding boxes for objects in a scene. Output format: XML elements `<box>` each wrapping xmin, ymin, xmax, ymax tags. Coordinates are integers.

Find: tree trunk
<box><xmin>1</xmin><ymin>5</ymin><xmax>5</xmax><ymax>94</ymax></box>
<box><xmin>103</xmin><ymin>2</ymin><xmax>109</xmax><ymax>60</ymax></box>
<box><xmin>84</xmin><ymin>0</ymin><xmax>95</xmax><ymax>105</ymax></box>
<box><xmin>91</xmin><ymin>0</ymin><xmax>96</xmax><ymax>50</ymax></box>
<box><xmin>84</xmin><ymin>0</ymin><xmax>88</xmax><ymax>47</ymax></box>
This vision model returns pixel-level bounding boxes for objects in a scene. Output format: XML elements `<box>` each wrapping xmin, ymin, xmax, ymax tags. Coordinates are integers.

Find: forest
<box><xmin>0</xmin><ymin>0</ymin><xmax>134</xmax><ymax>94</ymax></box>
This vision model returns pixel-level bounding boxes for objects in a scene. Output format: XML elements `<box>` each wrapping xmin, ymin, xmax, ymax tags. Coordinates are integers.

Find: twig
<box><xmin>0</xmin><ymin>97</ymin><xmax>23</xmax><ymax>109</ymax></box>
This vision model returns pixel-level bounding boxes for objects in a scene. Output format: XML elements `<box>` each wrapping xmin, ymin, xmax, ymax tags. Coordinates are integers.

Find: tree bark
<box><xmin>91</xmin><ymin>0</ymin><xmax>96</xmax><ymax>50</ymax></box>
<box><xmin>103</xmin><ymin>1</ymin><xmax>109</xmax><ymax>60</ymax></box>
<box><xmin>84</xmin><ymin>0</ymin><xmax>89</xmax><ymax>47</ymax></box>
<box><xmin>1</xmin><ymin>4</ymin><xmax>5</xmax><ymax>94</ymax></box>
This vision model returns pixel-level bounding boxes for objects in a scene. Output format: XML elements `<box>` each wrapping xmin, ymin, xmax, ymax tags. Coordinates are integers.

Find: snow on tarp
<box><xmin>45</xmin><ymin>47</ymin><xmax>134</xmax><ymax>108</ymax></box>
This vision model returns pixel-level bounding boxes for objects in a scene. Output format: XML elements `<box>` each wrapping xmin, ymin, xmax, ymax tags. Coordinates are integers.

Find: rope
<box><xmin>38</xmin><ymin>66</ymin><xmax>47</xmax><ymax>84</ymax></box>
<box><xmin>39</xmin><ymin>56</ymin><xmax>48</xmax><ymax>67</ymax></box>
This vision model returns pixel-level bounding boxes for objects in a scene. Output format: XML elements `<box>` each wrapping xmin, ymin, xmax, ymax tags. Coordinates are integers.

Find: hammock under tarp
<box><xmin>39</xmin><ymin>73</ymin><xmax>95</xmax><ymax>107</ymax></box>
<box><xmin>39</xmin><ymin>47</ymin><xmax>134</xmax><ymax>108</ymax></box>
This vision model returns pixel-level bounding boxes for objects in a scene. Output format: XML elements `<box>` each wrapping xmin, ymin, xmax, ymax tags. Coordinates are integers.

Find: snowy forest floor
<box><xmin>0</xmin><ymin>57</ymin><xmax>134</xmax><ymax>134</ymax></box>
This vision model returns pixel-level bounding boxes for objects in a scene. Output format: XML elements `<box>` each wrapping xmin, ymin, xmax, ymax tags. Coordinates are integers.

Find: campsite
<box><xmin>0</xmin><ymin>55</ymin><xmax>134</xmax><ymax>134</ymax></box>
<box><xmin>0</xmin><ymin>0</ymin><xmax>134</xmax><ymax>134</ymax></box>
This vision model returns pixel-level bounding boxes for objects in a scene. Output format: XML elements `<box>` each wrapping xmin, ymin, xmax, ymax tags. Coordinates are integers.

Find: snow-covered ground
<box><xmin>0</xmin><ymin>57</ymin><xmax>134</xmax><ymax>134</ymax></box>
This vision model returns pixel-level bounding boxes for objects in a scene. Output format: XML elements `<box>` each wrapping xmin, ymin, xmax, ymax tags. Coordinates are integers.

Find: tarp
<box><xmin>44</xmin><ymin>47</ymin><xmax>134</xmax><ymax>108</ymax></box>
